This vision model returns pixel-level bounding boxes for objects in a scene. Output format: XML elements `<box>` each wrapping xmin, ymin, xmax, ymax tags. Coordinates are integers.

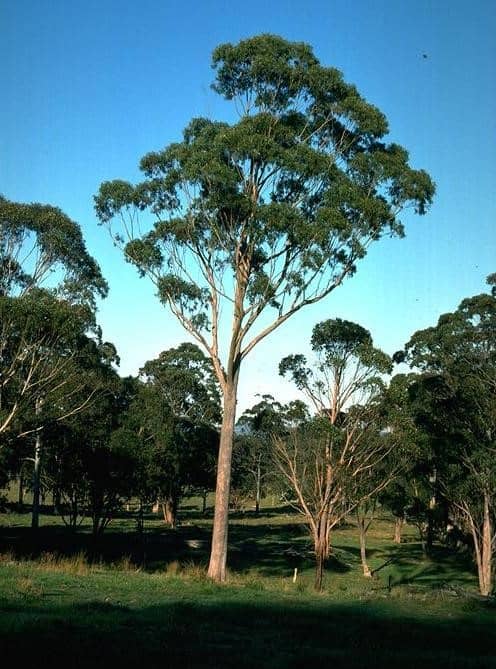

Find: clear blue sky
<box><xmin>2</xmin><ymin>0</ymin><xmax>495</xmax><ymax>412</ymax></box>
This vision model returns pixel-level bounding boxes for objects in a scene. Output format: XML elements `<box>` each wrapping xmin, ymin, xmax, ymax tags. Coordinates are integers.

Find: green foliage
<box><xmin>116</xmin><ymin>344</ymin><xmax>221</xmax><ymax>522</ymax></box>
<box><xmin>0</xmin><ymin>196</ymin><xmax>109</xmax><ymax>446</ymax></box>
<box><xmin>233</xmin><ymin>395</ymin><xmax>309</xmax><ymax>506</ymax></box>
<box><xmin>95</xmin><ymin>34</ymin><xmax>434</xmax><ymax>377</ymax></box>
<box><xmin>279</xmin><ymin>317</ymin><xmax>392</xmax><ymax>417</ymax></box>
<box><xmin>0</xmin><ymin>195</ymin><xmax>107</xmax><ymax>304</ymax></box>
<box><xmin>0</xmin><ymin>289</ymin><xmax>112</xmax><ymax>442</ymax></box>
<box><xmin>140</xmin><ymin>342</ymin><xmax>221</xmax><ymax>425</ymax></box>
<box><xmin>399</xmin><ymin>276</ymin><xmax>496</xmax><ymax>591</ymax></box>
<box><xmin>401</xmin><ymin>278</ymin><xmax>496</xmax><ymax>504</ymax></box>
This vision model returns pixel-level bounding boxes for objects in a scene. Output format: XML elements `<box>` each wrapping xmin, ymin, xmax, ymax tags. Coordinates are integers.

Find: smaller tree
<box><xmin>277</xmin><ymin>318</ymin><xmax>395</xmax><ymax>590</ymax></box>
<box><xmin>234</xmin><ymin>395</ymin><xmax>306</xmax><ymax>513</ymax></box>
<box><xmin>121</xmin><ymin>344</ymin><xmax>220</xmax><ymax>528</ymax></box>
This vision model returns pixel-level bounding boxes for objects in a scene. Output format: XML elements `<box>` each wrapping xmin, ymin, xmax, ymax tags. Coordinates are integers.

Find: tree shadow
<box><xmin>0</xmin><ymin>594</ymin><xmax>494</xmax><ymax>668</ymax></box>
<box><xmin>0</xmin><ymin>513</ymin><xmax>479</xmax><ymax>589</ymax></box>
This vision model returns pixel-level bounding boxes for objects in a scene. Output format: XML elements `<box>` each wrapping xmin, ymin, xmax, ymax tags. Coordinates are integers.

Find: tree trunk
<box><xmin>136</xmin><ymin>499</ymin><xmax>144</xmax><ymax>536</ymax></box>
<box><xmin>162</xmin><ymin>496</ymin><xmax>178</xmax><ymax>529</ymax></box>
<box><xmin>18</xmin><ymin>473</ymin><xmax>24</xmax><ymax>508</ymax></box>
<box><xmin>31</xmin><ymin>397</ymin><xmax>44</xmax><ymax>530</ymax></box>
<box><xmin>314</xmin><ymin>532</ymin><xmax>327</xmax><ymax>591</ymax></box>
<box><xmin>70</xmin><ymin>495</ymin><xmax>78</xmax><ymax>530</ymax></box>
<box><xmin>426</xmin><ymin>468</ymin><xmax>437</xmax><ymax>553</ymax></box>
<box><xmin>358</xmin><ymin>517</ymin><xmax>372</xmax><ymax>577</ymax></box>
<box><xmin>255</xmin><ymin>461</ymin><xmax>261</xmax><ymax>516</ymax></box>
<box><xmin>208</xmin><ymin>375</ymin><xmax>238</xmax><ymax>582</ymax></box>
<box><xmin>477</xmin><ymin>492</ymin><xmax>493</xmax><ymax>597</ymax></box>
<box><xmin>394</xmin><ymin>516</ymin><xmax>404</xmax><ymax>544</ymax></box>
<box><xmin>31</xmin><ymin>431</ymin><xmax>42</xmax><ymax>530</ymax></box>
<box><xmin>53</xmin><ymin>486</ymin><xmax>61</xmax><ymax>515</ymax></box>
<box><xmin>201</xmin><ymin>489</ymin><xmax>208</xmax><ymax>514</ymax></box>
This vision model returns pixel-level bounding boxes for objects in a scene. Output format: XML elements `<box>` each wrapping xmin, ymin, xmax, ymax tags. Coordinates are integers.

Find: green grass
<box><xmin>0</xmin><ymin>503</ymin><xmax>494</xmax><ymax>668</ymax></box>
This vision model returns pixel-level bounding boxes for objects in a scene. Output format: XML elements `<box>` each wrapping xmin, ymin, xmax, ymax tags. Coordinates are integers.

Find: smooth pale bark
<box><xmin>470</xmin><ymin>492</ymin><xmax>493</xmax><ymax>597</ymax></box>
<box><xmin>314</xmin><ymin>532</ymin><xmax>327</xmax><ymax>591</ymax></box>
<box><xmin>357</xmin><ymin>517</ymin><xmax>372</xmax><ymax>577</ymax></box>
<box><xmin>207</xmin><ymin>375</ymin><xmax>238</xmax><ymax>582</ymax></box>
<box><xmin>162</xmin><ymin>497</ymin><xmax>178</xmax><ymax>529</ymax></box>
<box><xmin>255</xmin><ymin>460</ymin><xmax>261</xmax><ymax>516</ymax></box>
<box><xmin>359</xmin><ymin>527</ymin><xmax>372</xmax><ymax>577</ymax></box>
<box><xmin>394</xmin><ymin>516</ymin><xmax>404</xmax><ymax>544</ymax></box>
<box><xmin>31</xmin><ymin>397</ymin><xmax>44</xmax><ymax>530</ymax></box>
<box><xmin>31</xmin><ymin>432</ymin><xmax>42</xmax><ymax>530</ymax></box>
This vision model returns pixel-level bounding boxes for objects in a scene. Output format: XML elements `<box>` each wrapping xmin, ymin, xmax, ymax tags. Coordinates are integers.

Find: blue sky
<box><xmin>2</xmin><ymin>0</ymin><xmax>495</xmax><ymax>412</ymax></box>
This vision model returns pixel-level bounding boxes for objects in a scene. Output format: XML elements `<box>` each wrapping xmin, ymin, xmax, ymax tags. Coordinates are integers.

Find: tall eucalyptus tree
<box><xmin>95</xmin><ymin>35</ymin><xmax>434</xmax><ymax>580</ymax></box>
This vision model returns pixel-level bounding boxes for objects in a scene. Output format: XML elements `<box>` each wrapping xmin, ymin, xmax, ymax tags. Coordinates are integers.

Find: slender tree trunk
<box><xmin>31</xmin><ymin>431</ymin><xmax>42</xmax><ymax>530</ymax></box>
<box><xmin>136</xmin><ymin>499</ymin><xmax>144</xmax><ymax>536</ymax></box>
<box><xmin>201</xmin><ymin>489</ymin><xmax>207</xmax><ymax>514</ymax></box>
<box><xmin>31</xmin><ymin>397</ymin><xmax>44</xmax><ymax>530</ymax></box>
<box><xmin>92</xmin><ymin>515</ymin><xmax>100</xmax><ymax>538</ymax></box>
<box><xmin>314</xmin><ymin>530</ymin><xmax>327</xmax><ymax>591</ymax></box>
<box><xmin>70</xmin><ymin>495</ymin><xmax>78</xmax><ymax>530</ymax></box>
<box><xmin>18</xmin><ymin>473</ymin><xmax>24</xmax><ymax>508</ymax></box>
<box><xmin>419</xmin><ymin>522</ymin><xmax>428</xmax><ymax>557</ymax></box>
<box><xmin>394</xmin><ymin>516</ymin><xmax>404</xmax><ymax>544</ymax></box>
<box><xmin>208</xmin><ymin>374</ymin><xmax>239</xmax><ymax>582</ymax></box>
<box><xmin>426</xmin><ymin>468</ymin><xmax>437</xmax><ymax>553</ymax></box>
<box><xmin>313</xmin><ymin>514</ymin><xmax>331</xmax><ymax>591</ymax></box>
<box><xmin>53</xmin><ymin>486</ymin><xmax>61</xmax><ymax>515</ymax></box>
<box><xmin>357</xmin><ymin>514</ymin><xmax>372</xmax><ymax>577</ymax></box>
<box><xmin>162</xmin><ymin>496</ymin><xmax>178</xmax><ymax>529</ymax></box>
<box><xmin>475</xmin><ymin>492</ymin><xmax>493</xmax><ymax>597</ymax></box>
<box><xmin>255</xmin><ymin>461</ymin><xmax>261</xmax><ymax>516</ymax></box>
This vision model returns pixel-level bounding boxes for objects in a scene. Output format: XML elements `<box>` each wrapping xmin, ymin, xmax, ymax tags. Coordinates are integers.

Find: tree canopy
<box><xmin>94</xmin><ymin>34</ymin><xmax>434</xmax><ymax>581</ymax></box>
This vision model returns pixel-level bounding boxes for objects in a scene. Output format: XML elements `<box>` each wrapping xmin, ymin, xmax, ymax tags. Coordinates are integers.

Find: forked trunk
<box><xmin>474</xmin><ymin>492</ymin><xmax>493</xmax><ymax>597</ymax></box>
<box><xmin>314</xmin><ymin>517</ymin><xmax>329</xmax><ymax>591</ymax></box>
<box><xmin>314</xmin><ymin>534</ymin><xmax>327</xmax><ymax>591</ymax></box>
<box><xmin>208</xmin><ymin>375</ymin><xmax>238</xmax><ymax>582</ymax></box>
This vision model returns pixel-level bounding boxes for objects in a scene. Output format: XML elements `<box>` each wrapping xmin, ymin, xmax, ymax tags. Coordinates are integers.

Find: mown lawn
<box><xmin>0</xmin><ymin>504</ymin><xmax>494</xmax><ymax>668</ymax></box>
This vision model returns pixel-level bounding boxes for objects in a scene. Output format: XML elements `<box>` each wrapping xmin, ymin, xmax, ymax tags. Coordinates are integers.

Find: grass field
<box><xmin>0</xmin><ymin>502</ymin><xmax>495</xmax><ymax>668</ymax></box>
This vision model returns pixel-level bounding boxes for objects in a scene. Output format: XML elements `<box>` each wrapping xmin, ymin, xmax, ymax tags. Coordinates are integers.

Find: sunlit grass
<box><xmin>0</xmin><ymin>500</ymin><xmax>493</xmax><ymax>668</ymax></box>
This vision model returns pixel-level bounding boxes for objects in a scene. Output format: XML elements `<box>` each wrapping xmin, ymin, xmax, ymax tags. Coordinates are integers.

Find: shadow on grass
<box><xmin>0</xmin><ymin>512</ymin><xmax>480</xmax><ymax>590</ymax></box>
<box><xmin>1</xmin><ymin>593</ymin><xmax>495</xmax><ymax>668</ymax></box>
<box><xmin>386</xmin><ymin>543</ymin><xmax>477</xmax><ymax>589</ymax></box>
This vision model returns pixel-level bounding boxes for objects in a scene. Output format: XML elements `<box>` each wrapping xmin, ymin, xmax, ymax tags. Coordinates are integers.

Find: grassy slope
<box><xmin>0</xmin><ymin>505</ymin><xmax>495</xmax><ymax>668</ymax></box>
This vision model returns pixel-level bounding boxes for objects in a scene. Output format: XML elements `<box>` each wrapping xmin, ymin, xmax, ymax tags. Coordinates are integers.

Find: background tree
<box><xmin>0</xmin><ymin>196</ymin><xmax>107</xmax><ymax>441</ymax></box>
<box><xmin>277</xmin><ymin>318</ymin><xmax>396</xmax><ymax>589</ymax></box>
<box><xmin>400</xmin><ymin>276</ymin><xmax>496</xmax><ymax>595</ymax></box>
<box><xmin>94</xmin><ymin>34</ymin><xmax>434</xmax><ymax>581</ymax></box>
<box><xmin>118</xmin><ymin>344</ymin><xmax>221</xmax><ymax>528</ymax></box>
<box><xmin>234</xmin><ymin>394</ymin><xmax>304</xmax><ymax>514</ymax></box>
<box><xmin>40</xmin><ymin>364</ymin><xmax>129</xmax><ymax>533</ymax></box>
<box><xmin>376</xmin><ymin>373</ymin><xmax>431</xmax><ymax>546</ymax></box>
<box><xmin>0</xmin><ymin>196</ymin><xmax>111</xmax><ymax>530</ymax></box>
